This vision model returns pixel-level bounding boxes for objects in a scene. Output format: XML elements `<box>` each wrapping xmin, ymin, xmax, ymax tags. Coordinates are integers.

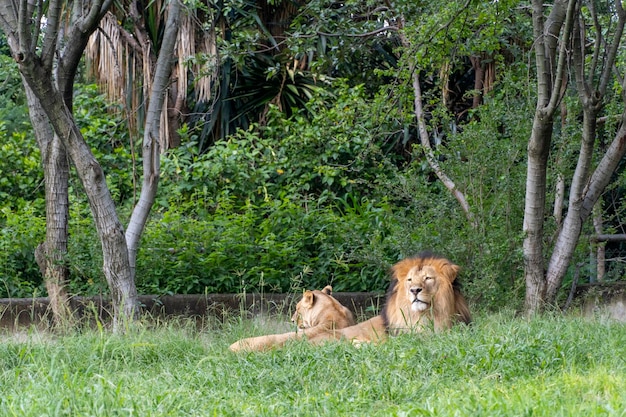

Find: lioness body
<box><xmin>314</xmin><ymin>254</ymin><xmax>471</xmax><ymax>344</ymax></box>
<box><xmin>229</xmin><ymin>285</ymin><xmax>356</xmax><ymax>352</ymax></box>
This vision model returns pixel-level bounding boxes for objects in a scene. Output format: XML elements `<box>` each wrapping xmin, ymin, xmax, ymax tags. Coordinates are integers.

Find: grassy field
<box><xmin>1</xmin><ymin>311</ymin><xmax>625</xmax><ymax>416</ymax></box>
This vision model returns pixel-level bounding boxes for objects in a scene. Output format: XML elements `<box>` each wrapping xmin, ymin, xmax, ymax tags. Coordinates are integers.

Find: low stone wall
<box><xmin>4</xmin><ymin>283</ymin><xmax>623</xmax><ymax>328</ymax></box>
<box><xmin>575</xmin><ymin>282</ymin><xmax>626</xmax><ymax>322</ymax></box>
<box><xmin>0</xmin><ymin>292</ymin><xmax>385</xmax><ymax>329</ymax></box>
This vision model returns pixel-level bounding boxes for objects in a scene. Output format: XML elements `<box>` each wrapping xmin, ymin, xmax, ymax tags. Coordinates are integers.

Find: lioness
<box><xmin>229</xmin><ymin>285</ymin><xmax>356</xmax><ymax>352</ymax></box>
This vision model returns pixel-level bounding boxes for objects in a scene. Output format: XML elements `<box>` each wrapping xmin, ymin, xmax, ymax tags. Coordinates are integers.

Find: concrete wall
<box><xmin>0</xmin><ymin>292</ymin><xmax>385</xmax><ymax>329</ymax></box>
<box><xmin>576</xmin><ymin>282</ymin><xmax>626</xmax><ymax>322</ymax></box>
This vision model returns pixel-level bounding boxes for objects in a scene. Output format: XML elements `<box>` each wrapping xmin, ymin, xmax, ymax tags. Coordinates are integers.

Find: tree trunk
<box><xmin>543</xmin><ymin>2</ymin><xmax>626</xmax><ymax>302</ymax></box>
<box><xmin>546</xmin><ymin>121</ymin><xmax>626</xmax><ymax>299</ymax></box>
<box><xmin>523</xmin><ymin>0</ymin><xmax>573</xmax><ymax>314</ymax></box>
<box><xmin>544</xmin><ymin>105</ymin><xmax>597</xmax><ymax>301</ymax></box>
<box><xmin>25</xmin><ymin>67</ymin><xmax>138</xmax><ymax>328</ymax></box>
<box><xmin>593</xmin><ymin>204</ymin><xmax>605</xmax><ymax>282</ymax></box>
<box><xmin>126</xmin><ymin>0</ymin><xmax>182</xmax><ymax>278</ymax></box>
<box><xmin>24</xmin><ymin>82</ymin><xmax>72</xmax><ymax>325</ymax></box>
<box><xmin>523</xmin><ymin>115</ymin><xmax>553</xmax><ymax>313</ymax></box>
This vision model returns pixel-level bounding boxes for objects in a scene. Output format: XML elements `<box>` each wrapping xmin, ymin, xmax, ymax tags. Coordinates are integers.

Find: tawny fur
<box><xmin>311</xmin><ymin>254</ymin><xmax>472</xmax><ymax>345</ymax></box>
<box><xmin>229</xmin><ymin>285</ymin><xmax>356</xmax><ymax>352</ymax></box>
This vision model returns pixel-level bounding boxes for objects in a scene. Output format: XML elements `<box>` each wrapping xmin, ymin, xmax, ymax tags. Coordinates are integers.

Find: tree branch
<box><xmin>545</xmin><ymin>0</ymin><xmax>578</xmax><ymax>115</ymax></box>
<box><xmin>17</xmin><ymin>0</ymin><xmax>30</xmax><ymax>57</ymax></box>
<box><xmin>411</xmin><ymin>68</ymin><xmax>476</xmax><ymax>227</ymax></box>
<box><xmin>126</xmin><ymin>0</ymin><xmax>182</xmax><ymax>272</ymax></box>
<box><xmin>40</xmin><ymin>0</ymin><xmax>62</xmax><ymax>70</ymax></box>
<box><xmin>395</xmin><ymin>13</ymin><xmax>476</xmax><ymax>227</ymax></box>
<box><xmin>598</xmin><ymin>0</ymin><xmax>626</xmax><ymax>95</ymax></box>
<box><xmin>316</xmin><ymin>26</ymin><xmax>398</xmax><ymax>37</ymax></box>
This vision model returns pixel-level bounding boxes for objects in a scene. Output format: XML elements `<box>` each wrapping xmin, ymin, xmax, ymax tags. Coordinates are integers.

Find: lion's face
<box><xmin>405</xmin><ymin>265</ymin><xmax>440</xmax><ymax>312</ymax></box>
<box><xmin>382</xmin><ymin>254</ymin><xmax>470</xmax><ymax>333</ymax></box>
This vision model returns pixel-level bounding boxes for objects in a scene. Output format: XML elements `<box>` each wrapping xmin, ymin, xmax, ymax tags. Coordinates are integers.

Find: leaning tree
<box><xmin>0</xmin><ymin>0</ymin><xmax>181</xmax><ymax>328</ymax></box>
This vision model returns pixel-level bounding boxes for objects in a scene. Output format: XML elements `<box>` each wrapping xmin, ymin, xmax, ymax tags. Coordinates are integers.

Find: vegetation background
<box><xmin>1</xmin><ymin>0</ymin><xmax>625</xmax><ymax>313</ymax></box>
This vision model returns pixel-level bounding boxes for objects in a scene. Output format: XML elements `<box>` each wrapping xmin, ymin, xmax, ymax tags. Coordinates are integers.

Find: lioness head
<box><xmin>406</xmin><ymin>265</ymin><xmax>441</xmax><ymax>312</ymax></box>
<box><xmin>291</xmin><ymin>285</ymin><xmax>355</xmax><ymax>330</ymax></box>
<box><xmin>291</xmin><ymin>285</ymin><xmax>332</xmax><ymax>329</ymax></box>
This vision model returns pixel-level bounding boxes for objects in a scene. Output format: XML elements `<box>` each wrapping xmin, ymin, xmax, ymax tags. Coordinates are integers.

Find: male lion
<box><xmin>229</xmin><ymin>285</ymin><xmax>356</xmax><ymax>352</ymax></box>
<box><xmin>308</xmin><ymin>253</ymin><xmax>472</xmax><ymax>345</ymax></box>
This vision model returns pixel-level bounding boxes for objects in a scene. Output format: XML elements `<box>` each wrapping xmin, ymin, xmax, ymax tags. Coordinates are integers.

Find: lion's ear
<box><xmin>301</xmin><ymin>290</ymin><xmax>315</xmax><ymax>308</ymax></box>
<box><xmin>442</xmin><ymin>262</ymin><xmax>461</xmax><ymax>283</ymax></box>
<box><xmin>321</xmin><ymin>285</ymin><xmax>333</xmax><ymax>295</ymax></box>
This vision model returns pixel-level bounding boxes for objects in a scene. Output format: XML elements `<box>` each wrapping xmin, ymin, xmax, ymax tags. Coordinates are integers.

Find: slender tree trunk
<box><xmin>523</xmin><ymin>115</ymin><xmax>553</xmax><ymax>313</ymax></box>
<box><xmin>523</xmin><ymin>0</ymin><xmax>572</xmax><ymax>314</ymax></box>
<box><xmin>28</xmin><ymin>69</ymin><xmax>138</xmax><ymax>328</ymax></box>
<box><xmin>126</xmin><ymin>0</ymin><xmax>182</xmax><ymax>278</ymax></box>
<box><xmin>593</xmin><ymin>204</ymin><xmax>605</xmax><ymax>281</ymax></box>
<box><xmin>543</xmin><ymin>2</ymin><xmax>626</xmax><ymax>302</ymax></box>
<box><xmin>26</xmin><ymin>83</ymin><xmax>72</xmax><ymax>324</ymax></box>
<box><xmin>546</xmin><ymin>120</ymin><xmax>626</xmax><ymax>299</ymax></box>
<box><xmin>545</xmin><ymin>106</ymin><xmax>597</xmax><ymax>300</ymax></box>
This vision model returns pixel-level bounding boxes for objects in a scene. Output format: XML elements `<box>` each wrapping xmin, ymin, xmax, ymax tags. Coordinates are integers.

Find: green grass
<box><xmin>1</xmin><ymin>312</ymin><xmax>625</xmax><ymax>416</ymax></box>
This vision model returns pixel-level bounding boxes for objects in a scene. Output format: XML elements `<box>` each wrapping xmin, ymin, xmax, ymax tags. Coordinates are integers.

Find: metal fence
<box><xmin>588</xmin><ymin>234</ymin><xmax>626</xmax><ymax>283</ymax></box>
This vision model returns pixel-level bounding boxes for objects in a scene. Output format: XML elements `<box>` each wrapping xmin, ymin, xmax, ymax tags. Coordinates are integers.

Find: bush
<box><xmin>134</xmin><ymin>193</ymin><xmax>397</xmax><ymax>294</ymax></box>
<box><xmin>0</xmin><ymin>205</ymin><xmax>46</xmax><ymax>298</ymax></box>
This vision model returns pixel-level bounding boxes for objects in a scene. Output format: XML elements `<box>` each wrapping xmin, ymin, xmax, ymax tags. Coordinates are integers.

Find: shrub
<box><xmin>134</xmin><ymin>193</ymin><xmax>397</xmax><ymax>294</ymax></box>
<box><xmin>0</xmin><ymin>205</ymin><xmax>46</xmax><ymax>298</ymax></box>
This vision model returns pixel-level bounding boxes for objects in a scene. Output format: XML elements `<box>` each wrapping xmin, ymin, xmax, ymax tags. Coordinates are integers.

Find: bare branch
<box><xmin>587</xmin><ymin>0</ymin><xmax>601</xmax><ymax>85</ymax></box>
<box><xmin>545</xmin><ymin>0</ymin><xmax>578</xmax><ymax>114</ymax></box>
<box><xmin>17</xmin><ymin>0</ymin><xmax>30</xmax><ymax>56</ymax></box>
<box><xmin>316</xmin><ymin>26</ymin><xmax>398</xmax><ymax>37</ymax></box>
<box><xmin>598</xmin><ymin>1</ymin><xmax>626</xmax><ymax>95</ymax></box>
<box><xmin>395</xmin><ymin>12</ymin><xmax>476</xmax><ymax>227</ymax></box>
<box><xmin>410</xmin><ymin>68</ymin><xmax>476</xmax><ymax>227</ymax></box>
<box><xmin>30</xmin><ymin>0</ymin><xmax>42</xmax><ymax>51</ymax></box>
<box><xmin>40</xmin><ymin>0</ymin><xmax>63</xmax><ymax>70</ymax></box>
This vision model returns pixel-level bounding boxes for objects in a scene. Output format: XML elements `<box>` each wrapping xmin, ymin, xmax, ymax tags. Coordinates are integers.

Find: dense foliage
<box><xmin>3</xmin><ymin>0</ymin><xmax>626</xmax><ymax>312</ymax></box>
<box><xmin>1</xmin><ymin>73</ymin><xmax>530</xmax><ymax>309</ymax></box>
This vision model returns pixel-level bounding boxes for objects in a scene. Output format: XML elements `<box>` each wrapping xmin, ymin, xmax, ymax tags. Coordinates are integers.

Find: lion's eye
<box><xmin>425</xmin><ymin>276</ymin><xmax>434</xmax><ymax>282</ymax></box>
<box><xmin>407</xmin><ymin>277</ymin><xmax>412</xmax><ymax>282</ymax></box>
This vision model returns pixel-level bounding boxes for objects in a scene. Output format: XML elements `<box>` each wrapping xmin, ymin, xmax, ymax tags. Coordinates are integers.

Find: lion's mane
<box><xmin>382</xmin><ymin>253</ymin><xmax>472</xmax><ymax>334</ymax></box>
<box><xmin>309</xmin><ymin>253</ymin><xmax>471</xmax><ymax>345</ymax></box>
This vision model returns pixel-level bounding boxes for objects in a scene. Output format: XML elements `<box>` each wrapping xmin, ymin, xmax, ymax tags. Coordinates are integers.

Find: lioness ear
<box><xmin>321</xmin><ymin>285</ymin><xmax>333</xmax><ymax>295</ymax></box>
<box><xmin>301</xmin><ymin>290</ymin><xmax>315</xmax><ymax>308</ymax></box>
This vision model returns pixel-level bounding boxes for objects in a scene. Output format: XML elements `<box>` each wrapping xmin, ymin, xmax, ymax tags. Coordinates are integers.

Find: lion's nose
<box><xmin>410</xmin><ymin>287</ymin><xmax>422</xmax><ymax>295</ymax></box>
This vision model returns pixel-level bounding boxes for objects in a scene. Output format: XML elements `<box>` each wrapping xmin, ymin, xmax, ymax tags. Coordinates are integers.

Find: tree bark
<box><xmin>0</xmin><ymin>0</ymin><xmax>137</xmax><ymax>330</ymax></box>
<box><xmin>523</xmin><ymin>0</ymin><xmax>574</xmax><ymax>314</ymax></box>
<box><xmin>523</xmin><ymin>116</ymin><xmax>554</xmax><ymax>312</ymax></box>
<box><xmin>126</xmin><ymin>0</ymin><xmax>182</xmax><ymax>278</ymax></box>
<box><xmin>23</xmin><ymin>83</ymin><xmax>72</xmax><ymax>325</ymax></box>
